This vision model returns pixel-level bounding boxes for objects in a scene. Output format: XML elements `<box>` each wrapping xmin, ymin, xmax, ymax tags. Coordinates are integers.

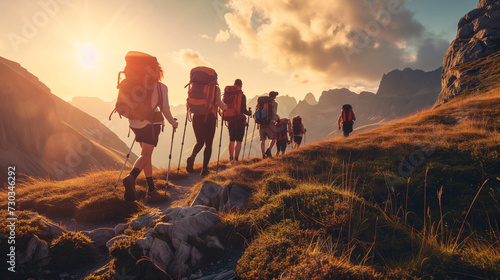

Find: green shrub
<box><xmin>235</xmin><ymin>221</ymin><xmax>311</xmax><ymax>280</ymax></box>
<box><xmin>268</xmin><ymin>184</ymin><xmax>353</xmax><ymax>233</ymax></box>
<box><xmin>109</xmin><ymin>229</ymin><xmax>145</xmax><ymax>274</ymax></box>
<box><xmin>50</xmin><ymin>231</ymin><xmax>94</xmax><ymax>271</ymax></box>
<box><xmin>74</xmin><ymin>195</ymin><xmax>143</xmax><ymax>223</ymax></box>
<box><xmin>280</xmin><ymin>253</ymin><xmax>387</xmax><ymax>280</ymax></box>
<box><xmin>263</xmin><ymin>173</ymin><xmax>298</xmax><ymax>195</ymax></box>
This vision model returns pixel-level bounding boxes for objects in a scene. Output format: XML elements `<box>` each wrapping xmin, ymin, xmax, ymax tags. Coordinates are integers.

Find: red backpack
<box><xmin>342</xmin><ymin>104</ymin><xmax>354</xmax><ymax>123</ymax></box>
<box><xmin>292</xmin><ymin>116</ymin><xmax>303</xmax><ymax>135</ymax></box>
<box><xmin>222</xmin><ymin>85</ymin><xmax>243</xmax><ymax>122</ymax></box>
<box><xmin>185</xmin><ymin>66</ymin><xmax>218</xmax><ymax>115</ymax></box>
<box><xmin>110</xmin><ymin>51</ymin><xmax>163</xmax><ymax>122</ymax></box>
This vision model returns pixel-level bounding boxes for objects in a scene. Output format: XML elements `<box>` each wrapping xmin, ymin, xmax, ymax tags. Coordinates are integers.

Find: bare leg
<box><xmin>229</xmin><ymin>141</ymin><xmax>235</xmax><ymax>158</ymax></box>
<box><xmin>235</xmin><ymin>141</ymin><xmax>242</xmax><ymax>158</ymax></box>
<box><xmin>134</xmin><ymin>142</ymin><xmax>155</xmax><ymax>176</ymax></box>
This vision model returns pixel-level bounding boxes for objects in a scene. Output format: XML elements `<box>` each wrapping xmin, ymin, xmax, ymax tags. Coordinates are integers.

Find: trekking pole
<box><xmin>216</xmin><ymin>111</ymin><xmax>225</xmax><ymax>174</ymax></box>
<box><xmin>176</xmin><ymin>111</ymin><xmax>188</xmax><ymax>175</ymax></box>
<box><xmin>248</xmin><ymin>115</ymin><xmax>257</xmax><ymax>158</ymax></box>
<box><xmin>242</xmin><ymin>107</ymin><xmax>251</xmax><ymax>160</ymax></box>
<box><xmin>114</xmin><ymin>139</ymin><xmax>136</xmax><ymax>189</ymax></box>
<box><xmin>165</xmin><ymin>119</ymin><xmax>178</xmax><ymax>195</ymax></box>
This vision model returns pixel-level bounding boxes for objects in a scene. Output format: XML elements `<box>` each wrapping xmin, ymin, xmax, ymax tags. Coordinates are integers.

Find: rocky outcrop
<box><xmin>104</xmin><ymin>206</ymin><xmax>226</xmax><ymax>278</ymax></box>
<box><xmin>436</xmin><ymin>0</ymin><xmax>500</xmax><ymax>105</ymax></box>
<box><xmin>191</xmin><ymin>182</ymin><xmax>250</xmax><ymax>212</ymax></box>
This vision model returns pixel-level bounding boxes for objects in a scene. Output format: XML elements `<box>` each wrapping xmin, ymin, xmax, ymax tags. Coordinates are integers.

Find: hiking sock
<box><xmin>130</xmin><ymin>168</ymin><xmax>141</xmax><ymax>180</ymax></box>
<box><xmin>235</xmin><ymin>156</ymin><xmax>238</xmax><ymax>161</ymax></box>
<box><xmin>230</xmin><ymin>156</ymin><xmax>234</xmax><ymax>161</ymax></box>
<box><xmin>146</xmin><ymin>177</ymin><xmax>155</xmax><ymax>192</ymax></box>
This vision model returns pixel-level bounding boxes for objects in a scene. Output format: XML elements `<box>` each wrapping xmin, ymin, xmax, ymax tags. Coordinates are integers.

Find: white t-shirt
<box><xmin>129</xmin><ymin>82</ymin><xmax>176</xmax><ymax>129</ymax></box>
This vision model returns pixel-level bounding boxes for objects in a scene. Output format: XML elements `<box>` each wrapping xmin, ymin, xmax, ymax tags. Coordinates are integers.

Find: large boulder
<box><xmin>191</xmin><ymin>183</ymin><xmax>250</xmax><ymax>212</ymax></box>
<box><xmin>130</xmin><ymin>206</ymin><xmax>223</xmax><ymax>277</ymax></box>
<box><xmin>17</xmin><ymin>235</ymin><xmax>50</xmax><ymax>276</ymax></box>
<box><xmin>436</xmin><ymin>0</ymin><xmax>500</xmax><ymax>105</ymax></box>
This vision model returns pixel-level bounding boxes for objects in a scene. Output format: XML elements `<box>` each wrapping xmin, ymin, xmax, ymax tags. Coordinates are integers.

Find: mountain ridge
<box><xmin>0</xmin><ymin>56</ymin><xmax>137</xmax><ymax>180</ymax></box>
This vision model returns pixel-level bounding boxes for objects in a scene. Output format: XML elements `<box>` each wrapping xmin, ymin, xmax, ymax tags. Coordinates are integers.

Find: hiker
<box><xmin>224</xmin><ymin>79</ymin><xmax>252</xmax><ymax>163</ymax></box>
<box><xmin>119</xmin><ymin>52</ymin><xmax>179</xmax><ymax>202</ymax></box>
<box><xmin>338</xmin><ymin>104</ymin><xmax>356</xmax><ymax>137</ymax></box>
<box><xmin>275</xmin><ymin>117</ymin><xmax>291</xmax><ymax>156</ymax></box>
<box><xmin>292</xmin><ymin>115</ymin><xmax>306</xmax><ymax>149</ymax></box>
<box><xmin>185</xmin><ymin>67</ymin><xmax>227</xmax><ymax>177</ymax></box>
<box><xmin>256</xmin><ymin>91</ymin><xmax>279</xmax><ymax>159</ymax></box>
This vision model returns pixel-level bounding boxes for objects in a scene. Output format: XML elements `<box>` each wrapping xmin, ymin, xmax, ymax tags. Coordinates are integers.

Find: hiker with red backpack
<box><xmin>275</xmin><ymin>117</ymin><xmax>291</xmax><ymax>156</ymax></box>
<box><xmin>291</xmin><ymin>115</ymin><xmax>306</xmax><ymax>149</ymax></box>
<box><xmin>255</xmin><ymin>91</ymin><xmax>279</xmax><ymax>159</ymax></box>
<box><xmin>223</xmin><ymin>79</ymin><xmax>252</xmax><ymax>163</ymax></box>
<box><xmin>111</xmin><ymin>51</ymin><xmax>179</xmax><ymax>202</ymax></box>
<box><xmin>338</xmin><ymin>104</ymin><xmax>356</xmax><ymax>137</ymax></box>
<box><xmin>185</xmin><ymin>66</ymin><xmax>227</xmax><ymax>177</ymax></box>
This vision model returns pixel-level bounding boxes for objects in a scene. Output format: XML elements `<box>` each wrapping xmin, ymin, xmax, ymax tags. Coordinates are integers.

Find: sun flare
<box><xmin>77</xmin><ymin>44</ymin><xmax>99</xmax><ymax>68</ymax></box>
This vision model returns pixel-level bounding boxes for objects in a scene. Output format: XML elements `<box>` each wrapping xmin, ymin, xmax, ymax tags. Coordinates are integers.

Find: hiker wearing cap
<box><xmin>256</xmin><ymin>91</ymin><xmax>279</xmax><ymax>159</ymax></box>
<box><xmin>185</xmin><ymin>68</ymin><xmax>227</xmax><ymax>177</ymax></box>
<box><xmin>226</xmin><ymin>79</ymin><xmax>252</xmax><ymax>163</ymax></box>
<box><xmin>121</xmin><ymin>54</ymin><xmax>178</xmax><ymax>202</ymax></box>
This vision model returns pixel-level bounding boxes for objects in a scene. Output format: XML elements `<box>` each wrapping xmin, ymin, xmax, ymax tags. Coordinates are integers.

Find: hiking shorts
<box><xmin>277</xmin><ymin>139</ymin><xmax>288</xmax><ymax>153</ymax></box>
<box><xmin>228</xmin><ymin>118</ymin><xmax>246</xmax><ymax>142</ymax></box>
<box><xmin>342</xmin><ymin>121</ymin><xmax>354</xmax><ymax>134</ymax></box>
<box><xmin>259</xmin><ymin>124</ymin><xmax>276</xmax><ymax>141</ymax></box>
<box><xmin>293</xmin><ymin>135</ymin><xmax>303</xmax><ymax>145</ymax></box>
<box><xmin>131</xmin><ymin>124</ymin><xmax>161</xmax><ymax>147</ymax></box>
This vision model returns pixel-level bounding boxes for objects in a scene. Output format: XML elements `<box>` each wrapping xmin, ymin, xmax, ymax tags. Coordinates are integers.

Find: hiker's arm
<box><xmin>160</xmin><ymin>84</ymin><xmax>178</xmax><ymax>128</ymax></box>
<box><xmin>352</xmin><ymin>112</ymin><xmax>356</xmax><ymax>121</ymax></box>
<box><xmin>241</xmin><ymin>94</ymin><xmax>251</xmax><ymax>115</ymax></box>
<box><xmin>338</xmin><ymin>114</ymin><xmax>342</xmax><ymax>129</ymax></box>
<box><xmin>216</xmin><ymin>87</ymin><xmax>227</xmax><ymax>110</ymax></box>
<box><xmin>273</xmin><ymin>102</ymin><xmax>279</xmax><ymax>121</ymax></box>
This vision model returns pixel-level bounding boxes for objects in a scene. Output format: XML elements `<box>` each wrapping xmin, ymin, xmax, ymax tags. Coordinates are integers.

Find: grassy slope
<box><xmin>197</xmin><ymin>52</ymin><xmax>500</xmax><ymax>279</ymax></box>
<box><xmin>2</xmin><ymin>52</ymin><xmax>500</xmax><ymax>279</ymax></box>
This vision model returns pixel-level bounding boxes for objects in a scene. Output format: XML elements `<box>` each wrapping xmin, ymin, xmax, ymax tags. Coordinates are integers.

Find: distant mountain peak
<box><xmin>303</xmin><ymin>92</ymin><xmax>318</xmax><ymax>105</ymax></box>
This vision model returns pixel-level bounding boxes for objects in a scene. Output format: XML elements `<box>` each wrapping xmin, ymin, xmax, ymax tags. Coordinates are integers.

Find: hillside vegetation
<box><xmin>191</xmin><ymin>52</ymin><xmax>500</xmax><ymax>279</ymax></box>
<box><xmin>3</xmin><ymin>53</ymin><xmax>500</xmax><ymax>280</ymax></box>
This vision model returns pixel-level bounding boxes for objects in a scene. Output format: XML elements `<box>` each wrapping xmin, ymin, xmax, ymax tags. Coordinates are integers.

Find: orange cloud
<box><xmin>223</xmin><ymin>0</ymin><xmax>448</xmax><ymax>85</ymax></box>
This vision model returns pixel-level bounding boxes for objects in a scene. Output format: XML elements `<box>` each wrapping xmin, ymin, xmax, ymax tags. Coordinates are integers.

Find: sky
<box><xmin>0</xmin><ymin>0</ymin><xmax>478</xmax><ymax>105</ymax></box>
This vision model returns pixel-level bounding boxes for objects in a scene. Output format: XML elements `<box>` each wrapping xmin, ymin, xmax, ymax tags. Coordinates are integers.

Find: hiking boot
<box><xmin>186</xmin><ymin>155</ymin><xmax>195</xmax><ymax>173</ymax></box>
<box><xmin>262</xmin><ymin>154</ymin><xmax>267</xmax><ymax>159</ymax></box>
<box><xmin>265</xmin><ymin>148</ymin><xmax>272</xmax><ymax>158</ymax></box>
<box><xmin>200</xmin><ymin>168</ymin><xmax>209</xmax><ymax>178</ymax></box>
<box><xmin>147</xmin><ymin>188</ymin><xmax>158</xmax><ymax>196</ymax></box>
<box><xmin>123</xmin><ymin>175</ymin><xmax>136</xmax><ymax>202</ymax></box>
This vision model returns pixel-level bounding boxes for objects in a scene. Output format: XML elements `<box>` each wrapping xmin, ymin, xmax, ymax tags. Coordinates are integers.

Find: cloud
<box><xmin>200</xmin><ymin>34</ymin><xmax>211</xmax><ymax>40</ymax></box>
<box><xmin>172</xmin><ymin>49</ymin><xmax>211</xmax><ymax>69</ymax></box>
<box><xmin>215</xmin><ymin>30</ymin><xmax>231</xmax><ymax>42</ymax></box>
<box><xmin>223</xmin><ymin>0</ymin><xmax>449</xmax><ymax>85</ymax></box>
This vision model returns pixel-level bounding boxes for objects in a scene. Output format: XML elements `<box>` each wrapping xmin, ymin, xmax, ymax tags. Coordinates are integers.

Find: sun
<box><xmin>77</xmin><ymin>44</ymin><xmax>99</xmax><ymax>68</ymax></box>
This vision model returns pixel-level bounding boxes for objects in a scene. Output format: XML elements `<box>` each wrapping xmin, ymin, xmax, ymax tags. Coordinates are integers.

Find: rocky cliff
<box><xmin>436</xmin><ymin>0</ymin><xmax>500</xmax><ymax>105</ymax></box>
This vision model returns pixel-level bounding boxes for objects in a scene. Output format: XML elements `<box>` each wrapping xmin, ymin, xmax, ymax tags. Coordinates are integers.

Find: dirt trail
<box><xmin>52</xmin><ymin>165</ymin><xmax>224</xmax><ymax>232</ymax></box>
